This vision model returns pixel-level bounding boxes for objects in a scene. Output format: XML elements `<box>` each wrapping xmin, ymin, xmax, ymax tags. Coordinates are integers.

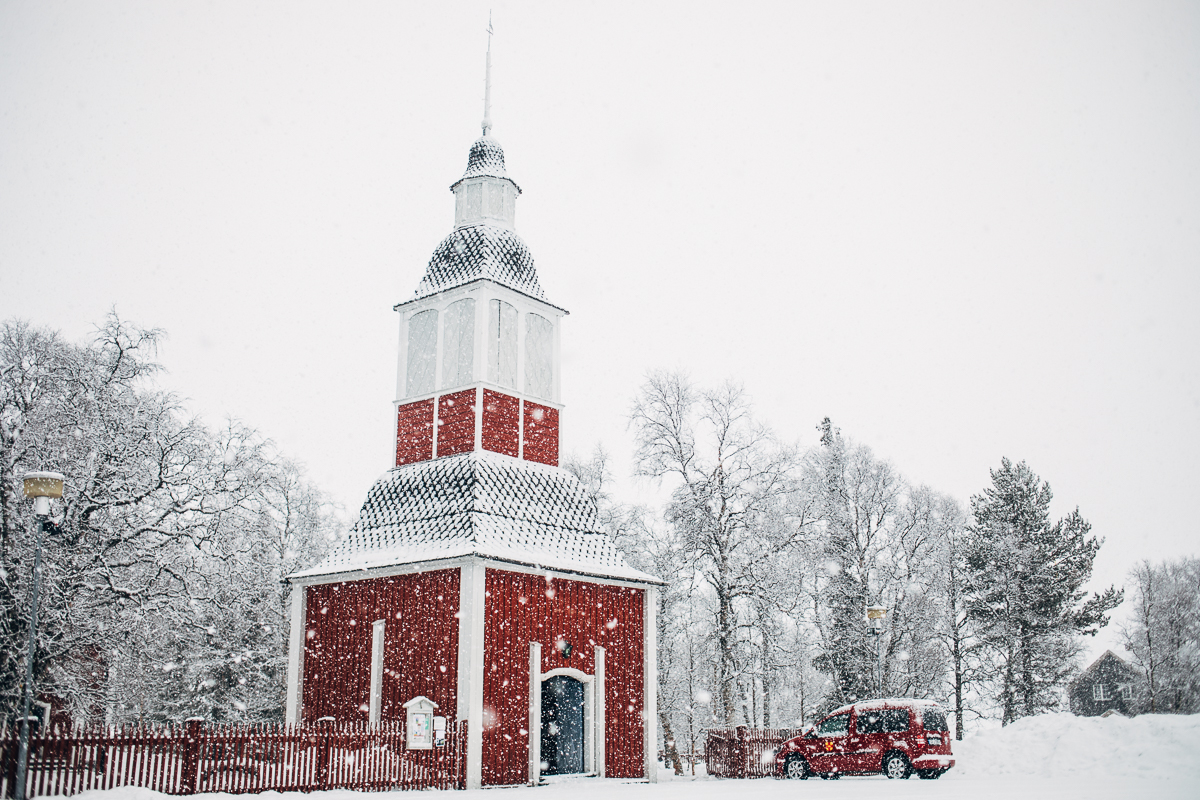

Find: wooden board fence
<box><xmin>703</xmin><ymin>727</ymin><xmax>797</xmax><ymax>779</ymax></box>
<box><xmin>0</xmin><ymin>719</ymin><xmax>466</xmax><ymax>797</ymax></box>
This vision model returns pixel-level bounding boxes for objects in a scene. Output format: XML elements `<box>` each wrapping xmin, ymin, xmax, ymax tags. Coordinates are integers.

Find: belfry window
<box><xmin>406</xmin><ymin>309</ymin><xmax>437</xmax><ymax>397</ymax></box>
<box><xmin>488</xmin><ymin>299</ymin><xmax>518</xmax><ymax>388</ymax></box>
<box><xmin>442</xmin><ymin>298</ymin><xmax>475</xmax><ymax>389</ymax></box>
<box><xmin>525</xmin><ymin>313</ymin><xmax>553</xmax><ymax>400</ymax></box>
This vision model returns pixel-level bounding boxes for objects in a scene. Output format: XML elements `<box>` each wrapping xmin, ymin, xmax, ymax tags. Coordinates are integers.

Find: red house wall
<box><xmin>480</xmin><ymin>568</ymin><xmax>645</xmax><ymax>786</ymax></box>
<box><xmin>395</xmin><ymin>399</ymin><xmax>434</xmax><ymax>466</ymax></box>
<box><xmin>523</xmin><ymin>403</ymin><xmax>559</xmax><ymax>466</ymax></box>
<box><xmin>302</xmin><ymin>569</ymin><xmax>460</xmax><ymax>723</ymax></box>
<box><xmin>481</xmin><ymin>390</ymin><xmax>520</xmax><ymax>457</ymax></box>
<box><xmin>436</xmin><ymin>390</ymin><xmax>476</xmax><ymax>457</ymax></box>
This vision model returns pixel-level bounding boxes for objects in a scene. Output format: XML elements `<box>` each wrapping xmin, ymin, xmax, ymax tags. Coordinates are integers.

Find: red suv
<box><xmin>774</xmin><ymin>699</ymin><xmax>954</xmax><ymax>780</ymax></box>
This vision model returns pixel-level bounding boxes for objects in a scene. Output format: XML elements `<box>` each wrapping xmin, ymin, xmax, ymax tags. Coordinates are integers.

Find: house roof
<box><xmin>291</xmin><ymin>452</ymin><xmax>661</xmax><ymax>585</ymax></box>
<box><xmin>1070</xmin><ymin>650</ymin><xmax>1141</xmax><ymax>688</ymax></box>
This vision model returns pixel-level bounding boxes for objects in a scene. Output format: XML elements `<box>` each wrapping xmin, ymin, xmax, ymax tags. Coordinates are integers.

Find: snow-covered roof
<box><xmin>411</xmin><ymin>224</ymin><xmax>546</xmax><ymax>302</ymax></box>
<box><xmin>291</xmin><ymin>452</ymin><xmax>661</xmax><ymax>585</ymax></box>
<box><xmin>451</xmin><ymin>136</ymin><xmax>520</xmax><ymax>191</ymax></box>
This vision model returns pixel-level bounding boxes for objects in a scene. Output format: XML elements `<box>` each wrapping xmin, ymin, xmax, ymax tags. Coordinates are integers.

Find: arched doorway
<box><xmin>540</xmin><ymin>675</ymin><xmax>585</xmax><ymax>775</ymax></box>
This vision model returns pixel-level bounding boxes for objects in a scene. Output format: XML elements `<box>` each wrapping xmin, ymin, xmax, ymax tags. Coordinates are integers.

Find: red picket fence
<box><xmin>0</xmin><ymin>719</ymin><xmax>466</xmax><ymax>797</ymax></box>
<box><xmin>704</xmin><ymin>726</ymin><xmax>797</xmax><ymax>779</ymax></box>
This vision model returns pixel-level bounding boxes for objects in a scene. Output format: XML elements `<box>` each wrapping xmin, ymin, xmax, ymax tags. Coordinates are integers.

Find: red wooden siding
<box><xmin>481</xmin><ymin>390</ymin><xmax>520</xmax><ymax>457</ymax></box>
<box><xmin>480</xmin><ymin>569</ymin><xmax>645</xmax><ymax>786</ymax></box>
<box><xmin>302</xmin><ymin>570</ymin><xmax>460</xmax><ymax>724</ymax></box>
<box><xmin>436</xmin><ymin>390</ymin><xmax>476</xmax><ymax>458</ymax></box>
<box><xmin>522</xmin><ymin>403</ymin><xmax>559</xmax><ymax>466</ymax></box>
<box><xmin>395</xmin><ymin>399</ymin><xmax>435</xmax><ymax>466</ymax></box>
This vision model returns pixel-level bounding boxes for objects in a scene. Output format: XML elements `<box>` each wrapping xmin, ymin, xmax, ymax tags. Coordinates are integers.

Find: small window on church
<box><xmin>488</xmin><ymin>299</ymin><xmax>517</xmax><ymax>388</ymax></box>
<box><xmin>525</xmin><ymin>313</ymin><xmax>553</xmax><ymax>400</ymax></box>
<box><xmin>487</xmin><ymin>182</ymin><xmax>505</xmax><ymax>220</ymax></box>
<box><xmin>442</xmin><ymin>299</ymin><xmax>475</xmax><ymax>389</ymax></box>
<box><xmin>406</xmin><ymin>310</ymin><xmax>437</xmax><ymax>397</ymax></box>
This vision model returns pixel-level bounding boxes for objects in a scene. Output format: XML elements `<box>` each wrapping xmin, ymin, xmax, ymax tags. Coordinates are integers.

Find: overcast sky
<box><xmin>2</xmin><ymin>2</ymin><xmax>1197</xmax><ymax>657</ymax></box>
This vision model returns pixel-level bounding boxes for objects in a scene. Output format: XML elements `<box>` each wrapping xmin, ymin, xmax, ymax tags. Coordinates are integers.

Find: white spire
<box><xmin>482</xmin><ymin>12</ymin><xmax>493</xmax><ymax>137</ymax></box>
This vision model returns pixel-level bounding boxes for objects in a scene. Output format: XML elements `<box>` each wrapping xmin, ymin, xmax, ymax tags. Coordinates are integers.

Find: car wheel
<box><xmin>784</xmin><ymin>756</ymin><xmax>810</xmax><ymax>780</ymax></box>
<box><xmin>917</xmin><ymin>769</ymin><xmax>942</xmax><ymax>780</ymax></box>
<box><xmin>883</xmin><ymin>752</ymin><xmax>911</xmax><ymax>780</ymax></box>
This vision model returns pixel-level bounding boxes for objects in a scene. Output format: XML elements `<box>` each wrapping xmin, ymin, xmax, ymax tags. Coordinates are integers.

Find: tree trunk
<box><xmin>660</xmin><ymin>714</ymin><xmax>684</xmax><ymax>775</ymax></box>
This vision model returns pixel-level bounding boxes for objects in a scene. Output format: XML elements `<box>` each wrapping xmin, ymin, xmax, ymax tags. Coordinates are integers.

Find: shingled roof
<box><xmin>413</xmin><ymin>224</ymin><xmax>545</xmax><ymax>301</ymax></box>
<box><xmin>451</xmin><ymin>136</ymin><xmax>519</xmax><ymax>190</ymax></box>
<box><xmin>291</xmin><ymin>452</ymin><xmax>660</xmax><ymax>584</ymax></box>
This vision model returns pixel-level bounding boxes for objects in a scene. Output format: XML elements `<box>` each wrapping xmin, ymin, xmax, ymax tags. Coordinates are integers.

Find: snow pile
<box><xmin>952</xmin><ymin>712</ymin><xmax>1200</xmax><ymax>780</ymax></box>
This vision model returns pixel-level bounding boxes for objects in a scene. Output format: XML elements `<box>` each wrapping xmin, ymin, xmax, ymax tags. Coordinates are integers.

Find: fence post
<box><xmin>735</xmin><ymin>725</ymin><xmax>748</xmax><ymax>780</ymax></box>
<box><xmin>315</xmin><ymin>718</ymin><xmax>333</xmax><ymax>790</ymax></box>
<box><xmin>457</xmin><ymin>720</ymin><xmax>467</xmax><ymax>791</ymax></box>
<box><xmin>180</xmin><ymin>719</ymin><xmax>203</xmax><ymax>795</ymax></box>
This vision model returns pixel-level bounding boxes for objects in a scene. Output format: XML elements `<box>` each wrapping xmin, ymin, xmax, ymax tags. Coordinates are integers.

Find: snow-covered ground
<box><xmin>72</xmin><ymin>713</ymin><xmax>1199</xmax><ymax>800</ymax></box>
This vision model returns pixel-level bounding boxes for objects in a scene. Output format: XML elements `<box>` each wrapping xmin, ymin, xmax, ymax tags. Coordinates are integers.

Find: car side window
<box><xmin>817</xmin><ymin>713</ymin><xmax>849</xmax><ymax>737</ymax></box>
<box><xmin>882</xmin><ymin>709</ymin><xmax>910</xmax><ymax>732</ymax></box>
<box><xmin>857</xmin><ymin>711</ymin><xmax>883</xmax><ymax>734</ymax></box>
<box><xmin>921</xmin><ymin>708</ymin><xmax>948</xmax><ymax>732</ymax></box>
<box><xmin>857</xmin><ymin>709</ymin><xmax>908</xmax><ymax>734</ymax></box>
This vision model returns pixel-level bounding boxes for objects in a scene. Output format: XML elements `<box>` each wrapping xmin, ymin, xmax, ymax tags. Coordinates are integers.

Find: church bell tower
<box><xmin>392</xmin><ymin>87</ymin><xmax>565</xmax><ymax>468</ymax></box>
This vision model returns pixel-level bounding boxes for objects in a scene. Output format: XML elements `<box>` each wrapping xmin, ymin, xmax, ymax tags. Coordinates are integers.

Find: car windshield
<box><xmin>817</xmin><ymin>713</ymin><xmax>849</xmax><ymax>736</ymax></box>
<box><xmin>922</xmin><ymin>708</ymin><xmax>948</xmax><ymax>732</ymax></box>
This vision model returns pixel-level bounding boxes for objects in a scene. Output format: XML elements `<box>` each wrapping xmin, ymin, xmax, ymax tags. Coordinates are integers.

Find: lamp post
<box><xmin>866</xmin><ymin>604</ymin><xmax>887</xmax><ymax>697</ymax></box>
<box><xmin>15</xmin><ymin>471</ymin><xmax>63</xmax><ymax>800</ymax></box>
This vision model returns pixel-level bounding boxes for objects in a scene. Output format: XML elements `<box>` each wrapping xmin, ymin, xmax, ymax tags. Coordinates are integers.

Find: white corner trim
<box><xmin>644</xmin><ymin>586</ymin><xmax>658</xmax><ymax>783</ymax></box>
<box><xmin>285</xmin><ymin>585</ymin><xmax>305</xmax><ymax>724</ymax></box>
<box><xmin>529</xmin><ymin>641</ymin><xmax>542</xmax><ymax>786</ymax></box>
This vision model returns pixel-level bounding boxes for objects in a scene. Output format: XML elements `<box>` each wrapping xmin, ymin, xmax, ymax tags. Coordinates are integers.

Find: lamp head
<box><xmin>866</xmin><ymin>604</ymin><xmax>887</xmax><ymax>634</ymax></box>
<box><xmin>24</xmin><ymin>471</ymin><xmax>64</xmax><ymax>517</ymax></box>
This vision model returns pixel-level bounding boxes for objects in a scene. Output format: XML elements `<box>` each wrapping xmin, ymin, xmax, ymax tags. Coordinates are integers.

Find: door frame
<box><xmin>529</xmin><ymin>646</ymin><xmax>604</xmax><ymax>785</ymax></box>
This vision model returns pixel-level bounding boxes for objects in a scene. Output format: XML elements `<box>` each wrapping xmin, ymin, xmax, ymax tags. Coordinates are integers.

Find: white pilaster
<box><xmin>528</xmin><ymin>641</ymin><xmax>542</xmax><ymax>786</ymax></box>
<box><xmin>369</xmin><ymin>619</ymin><xmax>385</xmax><ymax>726</ymax></box>
<box><xmin>643</xmin><ymin>586</ymin><xmax>658</xmax><ymax>782</ymax></box>
<box><xmin>594</xmin><ymin>646</ymin><xmax>606</xmax><ymax>778</ymax></box>
<box><xmin>457</xmin><ymin>560</ymin><xmax>487</xmax><ymax>790</ymax></box>
<box><xmin>285</xmin><ymin>584</ymin><xmax>305</xmax><ymax>724</ymax></box>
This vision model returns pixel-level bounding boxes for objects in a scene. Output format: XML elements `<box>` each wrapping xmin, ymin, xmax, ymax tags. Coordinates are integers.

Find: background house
<box><xmin>1069</xmin><ymin>651</ymin><xmax>1141</xmax><ymax>717</ymax></box>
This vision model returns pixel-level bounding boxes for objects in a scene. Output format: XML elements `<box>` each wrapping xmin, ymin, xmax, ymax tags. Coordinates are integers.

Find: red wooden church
<box><xmin>284</xmin><ymin>80</ymin><xmax>661</xmax><ymax>789</ymax></box>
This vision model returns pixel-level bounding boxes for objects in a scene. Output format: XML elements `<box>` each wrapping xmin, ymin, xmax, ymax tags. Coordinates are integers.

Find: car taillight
<box><xmin>926</xmin><ymin>734</ymin><xmax>942</xmax><ymax>746</ymax></box>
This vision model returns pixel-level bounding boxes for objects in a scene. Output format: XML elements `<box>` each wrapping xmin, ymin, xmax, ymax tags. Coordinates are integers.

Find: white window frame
<box><xmin>1093</xmin><ymin>682</ymin><xmax>1110</xmax><ymax>702</ymax></box>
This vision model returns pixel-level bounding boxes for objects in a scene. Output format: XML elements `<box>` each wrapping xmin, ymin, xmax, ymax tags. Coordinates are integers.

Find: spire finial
<box><xmin>482</xmin><ymin>12</ymin><xmax>494</xmax><ymax>137</ymax></box>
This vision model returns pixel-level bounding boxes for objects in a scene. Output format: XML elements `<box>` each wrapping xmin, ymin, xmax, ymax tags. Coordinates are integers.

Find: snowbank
<box><xmin>951</xmin><ymin>712</ymin><xmax>1200</xmax><ymax>780</ymax></box>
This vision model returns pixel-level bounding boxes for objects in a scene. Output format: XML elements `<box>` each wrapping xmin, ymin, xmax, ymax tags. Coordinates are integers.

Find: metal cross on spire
<box><xmin>482</xmin><ymin>12</ymin><xmax>494</xmax><ymax>137</ymax></box>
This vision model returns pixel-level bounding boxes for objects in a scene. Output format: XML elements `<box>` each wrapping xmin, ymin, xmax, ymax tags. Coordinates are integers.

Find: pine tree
<box><xmin>963</xmin><ymin>458</ymin><xmax>1121</xmax><ymax>724</ymax></box>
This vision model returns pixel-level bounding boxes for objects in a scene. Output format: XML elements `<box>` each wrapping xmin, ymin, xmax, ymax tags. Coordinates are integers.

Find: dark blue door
<box><xmin>541</xmin><ymin>676</ymin><xmax>585</xmax><ymax>774</ymax></box>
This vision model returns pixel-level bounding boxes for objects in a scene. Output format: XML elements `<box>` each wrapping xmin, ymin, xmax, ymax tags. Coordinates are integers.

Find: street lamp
<box><xmin>15</xmin><ymin>471</ymin><xmax>63</xmax><ymax>800</ymax></box>
<box><xmin>866</xmin><ymin>604</ymin><xmax>887</xmax><ymax>697</ymax></box>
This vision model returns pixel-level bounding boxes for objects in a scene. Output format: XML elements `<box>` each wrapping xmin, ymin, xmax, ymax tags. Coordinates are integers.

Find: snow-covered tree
<box><xmin>963</xmin><ymin>458</ymin><xmax>1121</xmax><ymax>724</ymax></box>
<box><xmin>1121</xmin><ymin>556</ymin><xmax>1200</xmax><ymax>714</ymax></box>
<box><xmin>804</xmin><ymin>419</ymin><xmax>958</xmax><ymax>713</ymax></box>
<box><xmin>629</xmin><ymin>372</ymin><xmax>813</xmax><ymax>726</ymax></box>
<box><xmin>1</xmin><ymin>316</ymin><xmax>339</xmax><ymax>725</ymax></box>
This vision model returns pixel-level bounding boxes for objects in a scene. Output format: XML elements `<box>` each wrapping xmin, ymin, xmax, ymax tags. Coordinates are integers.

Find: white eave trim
<box><xmin>288</xmin><ymin>553</ymin><xmax>665</xmax><ymax>590</ymax></box>
<box><xmin>394</xmin><ymin>277</ymin><xmax>569</xmax><ymax>316</ymax></box>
